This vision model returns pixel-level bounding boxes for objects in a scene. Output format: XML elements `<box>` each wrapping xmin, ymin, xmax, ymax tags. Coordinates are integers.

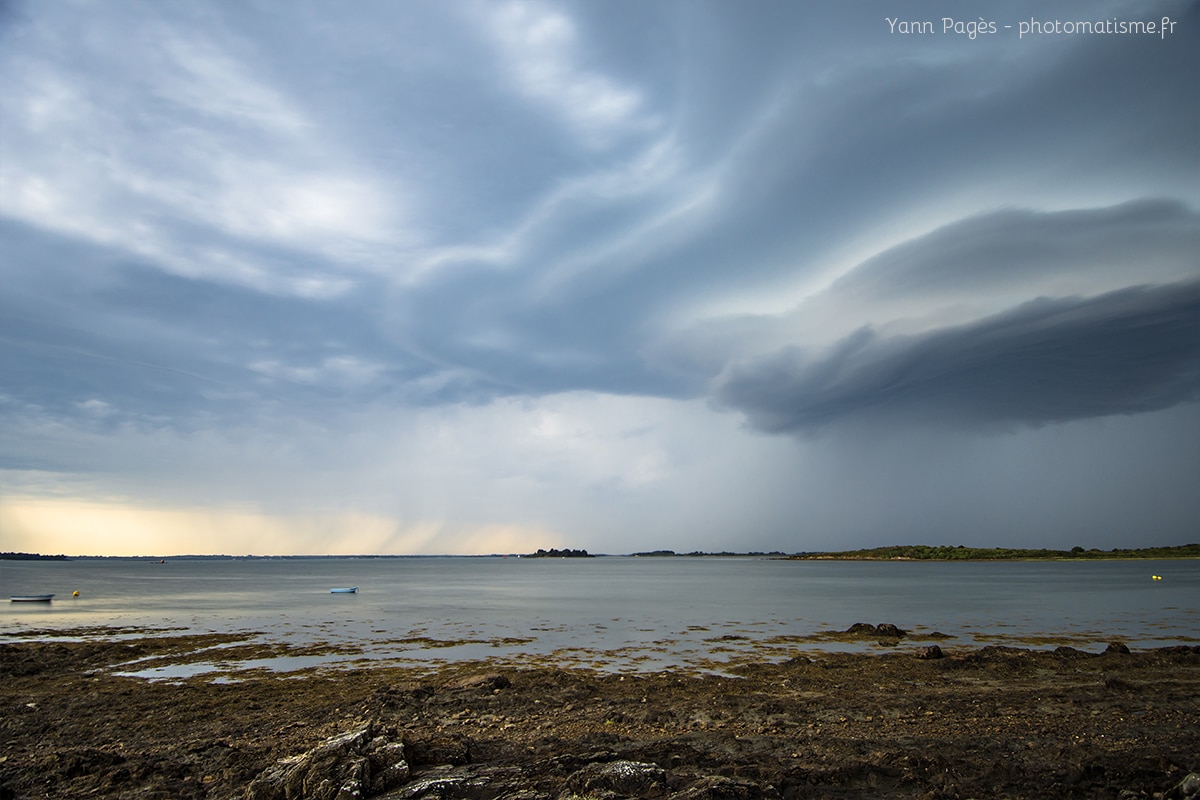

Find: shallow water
<box><xmin>2</xmin><ymin>556</ymin><xmax>1197</xmax><ymax>675</ymax></box>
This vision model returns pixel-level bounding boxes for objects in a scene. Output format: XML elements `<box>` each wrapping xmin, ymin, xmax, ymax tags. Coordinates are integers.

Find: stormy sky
<box><xmin>1</xmin><ymin>0</ymin><xmax>1197</xmax><ymax>556</ymax></box>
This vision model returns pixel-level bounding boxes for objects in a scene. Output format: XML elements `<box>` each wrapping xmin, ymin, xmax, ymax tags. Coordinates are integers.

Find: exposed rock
<box><xmin>1104</xmin><ymin>642</ymin><xmax>1131</xmax><ymax>655</ymax></box>
<box><xmin>387</xmin><ymin>775</ymin><xmax>465</xmax><ymax>800</ymax></box>
<box><xmin>563</xmin><ymin>760</ymin><xmax>667</xmax><ymax>798</ymax></box>
<box><xmin>669</xmin><ymin>775</ymin><xmax>779</xmax><ymax>800</ymax></box>
<box><xmin>378</xmin><ymin>764</ymin><xmax>528</xmax><ymax>800</ymax></box>
<box><xmin>404</xmin><ymin>734</ymin><xmax>470</xmax><ymax>766</ymax></box>
<box><xmin>453</xmin><ymin>673</ymin><xmax>511</xmax><ymax>691</ymax></box>
<box><xmin>915</xmin><ymin>645</ymin><xmax>943</xmax><ymax>660</ymax></box>
<box><xmin>1168</xmin><ymin>772</ymin><xmax>1200</xmax><ymax>799</ymax></box>
<box><xmin>1158</xmin><ymin>645</ymin><xmax>1200</xmax><ymax>660</ymax></box>
<box><xmin>244</xmin><ymin>725</ymin><xmax>409</xmax><ymax>800</ymax></box>
<box><xmin>1103</xmin><ymin>675</ymin><xmax>1135</xmax><ymax>691</ymax></box>
<box><xmin>845</xmin><ymin>623</ymin><xmax>906</xmax><ymax>638</ymax></box>
<box><xmin>372</xmin><ymin>742</ymin><xmax>413</xmax><ymax>794</ymax></box>
<box><xmin>1053</xmin><ymin>646</ymin><xmax>1092</xmax><ymax>659</ymax></box>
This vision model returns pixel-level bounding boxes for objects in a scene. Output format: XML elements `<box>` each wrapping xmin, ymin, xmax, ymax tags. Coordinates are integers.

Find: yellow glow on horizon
<box><xmin>0</xmin><ymin>496</ymin><xmax>565</xmax><ymax>556</ymax></box>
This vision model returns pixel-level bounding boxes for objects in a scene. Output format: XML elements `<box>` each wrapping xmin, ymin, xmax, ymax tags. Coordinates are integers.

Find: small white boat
<box><xmin>329</xmin><ymin>587</ymin><xmax>358</xmax><ymax>594</ymax></box>
<box><xmin>11</xmin><ymin>594</ymin><xmax>55</xmax><ymax>602</ymax></box>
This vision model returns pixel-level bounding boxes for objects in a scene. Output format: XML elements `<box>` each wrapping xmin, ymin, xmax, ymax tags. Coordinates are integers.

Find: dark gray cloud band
<box><xmin>715</xmin><ymin>281</ymin><xmax>1200</xmax><ymax>433</ymax></box>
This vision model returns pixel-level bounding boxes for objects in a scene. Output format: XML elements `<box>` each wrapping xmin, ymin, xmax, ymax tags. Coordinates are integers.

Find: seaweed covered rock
<box><xmin>670</xmin><ymin>775</ymin><xmax>780</xmax><ymax>800</ymax></box>
<box><xmin>563</xmin><ymin>760</ymin><xmax>667</xmax><ymax>798</ymax></box>
<box><xmin>1168</xmin><ymin>772</ymin><xmax>1200</xmax><ymax>799</ymax></box>
<box><xmin>452</xmin><ymin>673</ymin><xmax>511</xmax><ymax>692</ymax></box>
<box><xmin>244</xmin><ymin>725</ymin><xmax>409</xmax><ymax>800</ymax></box>
<box><xmin>1053</xmin><ymin>646</ymin><xmax>1092</xmax><ymax>659</ymax></box>
<box><xmin>844</xmin><ymin>623</ymin><xmax>906</xmax><ymax>637</ymax></box>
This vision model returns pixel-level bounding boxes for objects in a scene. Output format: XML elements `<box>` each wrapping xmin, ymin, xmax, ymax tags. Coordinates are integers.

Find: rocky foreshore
<box><xmin>2</xmin><ymin>632</ymin><xmax>1199</xmax><ymax>799</ymax></box>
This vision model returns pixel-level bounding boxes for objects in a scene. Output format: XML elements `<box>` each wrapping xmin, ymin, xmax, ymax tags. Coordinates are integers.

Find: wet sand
<box><xmin>1</xmin><ymin>631</ymin><xmax>1198</xmax><ymax>799</ymax></box>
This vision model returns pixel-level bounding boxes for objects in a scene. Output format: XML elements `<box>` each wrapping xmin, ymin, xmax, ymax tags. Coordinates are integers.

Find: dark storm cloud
<box><xmin>3</xmin><ymin>0</ymin><xmax>1195</xmax><ymax>419</ymax></box>
<box><xmin>715</xmin><ymin>281</ymin><xmax>1200</xmax><ymax>434</ymax></box>
<box><xmin>372</xmin><ymin>2</ymin><xmax>1198</xmax><ymax>406</ymax></box>
<box><xmin>645</xmin><ymin>197</ymin><xmax>1200</xmax><ymax>398</ymax></box>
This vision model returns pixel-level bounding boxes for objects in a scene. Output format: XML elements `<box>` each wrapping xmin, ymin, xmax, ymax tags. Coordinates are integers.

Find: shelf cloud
<box><xmin>715</xmin><ymin>281</ymin><xmax>1200</xmax><ymax>434</ymax></box>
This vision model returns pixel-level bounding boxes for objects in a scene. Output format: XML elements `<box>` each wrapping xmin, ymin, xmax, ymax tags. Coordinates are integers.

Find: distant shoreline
<box><xmin>782</xmin><ymin>544</ymin><xmax>1200</xmax><ymax>561</ymax></box>
<box><xmin>4</xmin><ymin>543</ymin><xmax>1198</xmax><ymax>561</ymax></box>
<box><xmin>0</xmin><ymin>552</ymin><xmax>70</xmax><ymax>562</ymax></box>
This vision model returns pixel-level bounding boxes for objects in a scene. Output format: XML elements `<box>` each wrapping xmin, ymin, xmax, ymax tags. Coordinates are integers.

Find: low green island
<box><xmin>523</xmin><ymin>547</ymin><xmax>594</xmax><ymax>558</ymax></box>
<box><xmin>0</xmin><ymin>551</ymin><xmax>70</xmax><ymax>561</ymax></box>
<box><xmin>786</xmin><ymin>543</ymin><xmax>1200</xmax><ymax>561</ymax></box>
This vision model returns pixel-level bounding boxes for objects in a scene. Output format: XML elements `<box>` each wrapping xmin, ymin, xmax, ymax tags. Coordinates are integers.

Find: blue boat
<box><xmin>330</xmin><ymin>587</ymin><xmax>358</xmax><ymax>594</ymax></box>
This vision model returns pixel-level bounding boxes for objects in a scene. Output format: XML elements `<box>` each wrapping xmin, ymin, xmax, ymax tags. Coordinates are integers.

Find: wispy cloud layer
<box><xmin>479</xmin><ymin>1</ymin><xmax>659</xmax><ymax>147</ymax></box>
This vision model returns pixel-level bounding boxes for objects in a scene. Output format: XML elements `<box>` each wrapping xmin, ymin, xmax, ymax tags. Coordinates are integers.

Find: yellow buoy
<box><xmin>73</xmin><ymin>590</ymin><xmax>80</xmax><ymax>596</ymax></box>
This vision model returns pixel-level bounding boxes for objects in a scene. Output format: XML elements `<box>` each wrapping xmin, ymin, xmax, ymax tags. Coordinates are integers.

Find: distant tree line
<box><xmin>788</xmin><ymin>544</ymin><xmax>1200</xmax><ymax>561</ymax></box>
<box><xmin>525</xmin><ymin>548</ymin><xmax>593</xmax><ymax>558</ymax></box>
<box><xmin>0</xmin><ymin>552</ymin><xmax>70</xmax><ymax>561</ymax></box>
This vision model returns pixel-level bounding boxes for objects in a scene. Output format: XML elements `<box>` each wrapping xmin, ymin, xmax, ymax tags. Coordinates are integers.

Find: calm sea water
<box><xmin>2</xmin><ymin>557</ymin><xmax>1197</xmax><ymax>676</ymax></box>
